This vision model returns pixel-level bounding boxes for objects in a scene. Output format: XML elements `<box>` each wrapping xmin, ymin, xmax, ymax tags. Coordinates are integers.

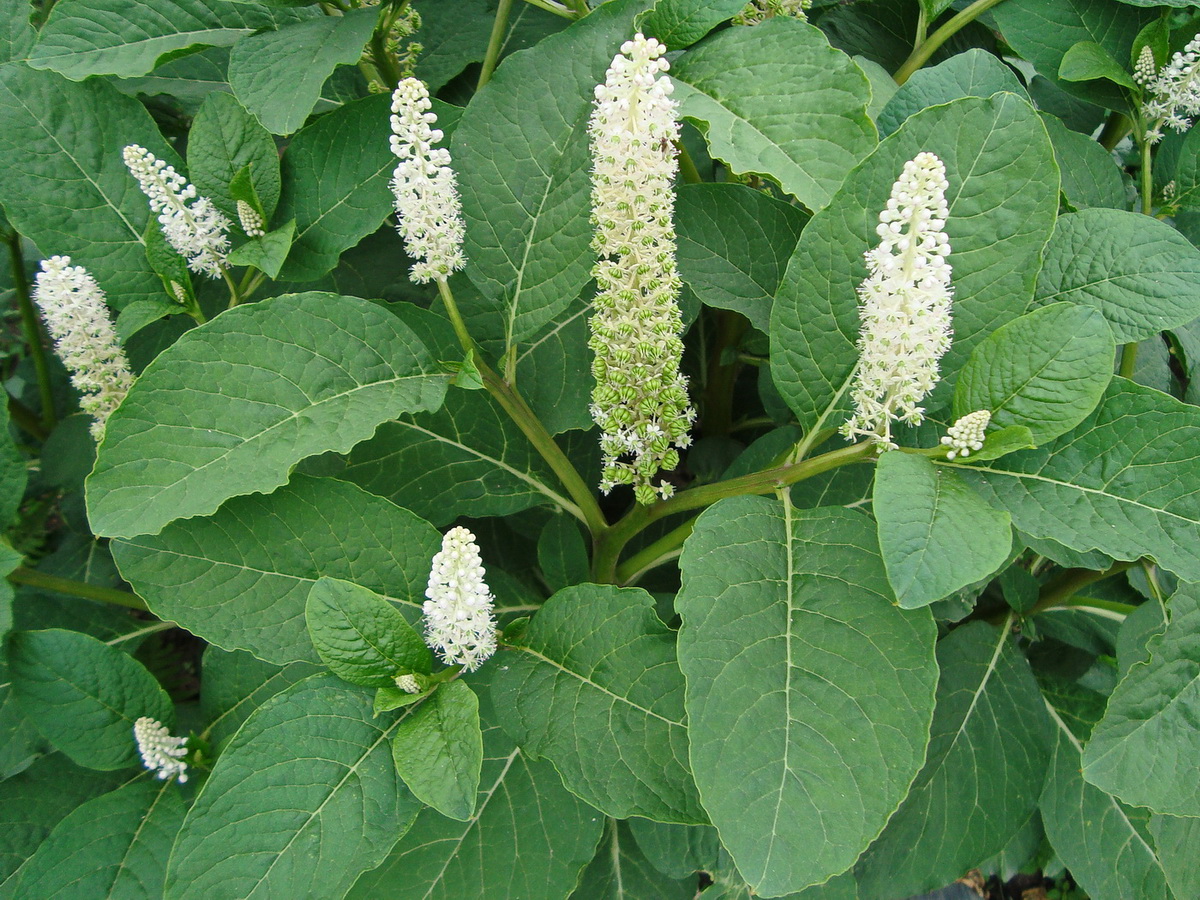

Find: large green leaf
<box><xmin>6</xmin><ymin>778</ymin><xmax>183</xmax><ymax>900</ymax></box>
<box><xmin>112</xmin><ymin>475</ymin><xmax>440</xmax><ymax>665</ymax></box>
<box><xmin>347</xmin><ymin>679</ymin><xmax>604</xmax><ymax>900</ymax></box>
<box><xmin>0</xmin><ymin>65</ymin><xmax>175</xmax><ymax>310</ymax></box>
<box><xmin>676</xmin><ymin>183</ymin><xmax>807</xmax><ymax>333</ymax></box>
<box><xmin>1149</xmin><ymin>813</ymin><xmax>1200</xmax><ymax>899</ymax></box>
<box><xmin>165</xmin><ymin>675</ymin><xmax>421</xmax><ymax>900</ymax></box>
<box><xmin>0</xmin><ymin>400</ymin><xmax>26</xmax><ymax>531</ymax></box>
<box><xmin>770</xmin><ymin>94</ymin><xmax>1059</xmax><ymax>432</ymax></box>
<box><xmin>877</xmin><ymin>48</ymin><xmax>1026</xmax><ymax>137</ymax></box>
<box><xmin>86</xmin><ymin>292</ymin><xmax>447</xmax><ymax>539</ymax></box>
<box><xmin>7</xmin><ymin>629</ymin><xmax>172</xmax><ymax>770</ymax></box>
<box><xmin>229</xmin><ymin>8</ymin><xmax>377</xmax><ymax>136</ymax></box>
<box><xmin>492</xmin><ymin>584</ymin><xmax>705</xmax><ymax>824</ymax></box>
<box><xmin>452</xmin><ymin>0</ymin><xmax>650</xmax><ymax>346</ymax></box>
<box><xmin>671</xmin><ymin>17</ymin><xmax>874</xmax><ymax>211</ymax></box>
<box><xmin>963</xmin><ymin>380</ymin><xmax>1200</xmax><ymax>582</ymax></box>
<box><xmin>1041</xmin><ymin>112</ymin><xmax>1126</xmax><ymax>210</ymax></box>
<box><xmin>510</xmin><ymin>291</ymin><xmax>594</xmax><ymax>434</ymax></box>
<box><xmin>198</xmin><ymin>647</ymin><xmax>320</xmax><ymax>749</ymax></box>
<box><xmin>571</xmin><ymin>819</ymin><xmax>696</xmax><ymax>900</ymax></box>
<box><xmin>187</xmin><ymin>91</ymin><xmax>280</xmax><ymax>222</ymax></box>
<box><xmin>853</xmin><ymin>622</ymin><xmax>1053</xmax><ymax>898</ymax></box>
<box><xmin>676</xmin><ymin>497</ymin><xmax>938</xmax><ymax>896</ymax></box>
<box><xmin>0</xmin><ymin>0</ymin><xmax>35</xmax><ymax>63</ymax></box>
<box><xmin>1035</xmin><ymin>209</ymin><xmax>1200</xmax><ymax>343</ymax></box>
<box><xmin>874</xmin><ymin>452</ymin><xmax>1012</xmax><ymax>608</ymax></box>
<box><xmin>634</xmin><ymin>0</ymin><xmax>745</xmax><ymax>51</ymax></box>
<box><xmin>391</xmin><ymin>680</ymin><xmax>483</xmax><ymax>822</ymax></box>
<box><xmin>1083</xmin><ymin>584</ymin><xmax>1200</xmax><ymax>815</ymax></box>
<box><xmin>952</xmin><ymin>303</ymin><xmax>1115</xmax><ymax>445</ymax></box>
<box><xmin>27</xmin><ymin>0</ymin><xmax>306</xmax><ymax>80</ymax></box>
<box><xmin>626</xmin><ymin>818</ymin><xmax>719</xmax><ymax>881</ymax></box>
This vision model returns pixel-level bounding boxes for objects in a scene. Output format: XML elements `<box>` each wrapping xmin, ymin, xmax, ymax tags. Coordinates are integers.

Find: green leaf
<box><xmin>492</xmin><ymin>584</ymin><xmax>705</xmax><ymax>824</ymax></box>
<box><xmin>86</xmin><ymin>292</ymin><xmax>448</xmax><ymax>539</ymax></box>
<box><xmin>453</xmin><ymin>0</ymin><xmax>650</xmax><ymax>346</ymax></box>
<box><xmin>1059</xmin><ymin>40</ymin><xmax>1137</xmax><ymax>88</ymax></box>
<box><xmin>0</xmin><ymin>65</ymin><xmax>176</xmax><ymax>310</ymax></box>
<box><xmin>165</xmin><ymin>674</ymin><xmax>421</xmax><ymax>900</ymax></box>
<box><xmin>962</xmin><ymin>380</ymin><xmax>1200</xmax><ymax>582</ymax></box>
<box><xmin>0</xmin><ymin>0</ymin><xmax>36</xmax><ymax>63</ymax></box>
<box><xmin>626</xmin><ymin>818</ymin><xmax>719</xmax><ymax>880</ymax></box>
<box><xmin>1041</xmin><ymin>718</ymin><xmax>1173</xmax><ymax>900</ymax></box>
<box><xmin>1041</xmin><ymin>111</ymin><xmax>1126</xmax><ymax>210</ymax></box>
<box><xmin>1149</xmin><ymin>813</ymin><xmax>1200</xmax><ymax>899</ymax></box>
<box><xmin>509</xmin><ymin>291</ymin><xmax>594</xmax><ymax>434</ymax></box>
<box><xmin>877</xmin><ymin>48</ymin><xmax>1027</xmax><ymax>137</ymax></box>
<box><xmin>391</xmin><ymin>681</ymin><xmax>482</xmax><ymax>821</ymax></box>
<box><xmin>112</xmin><ymin>475</ymin><xmax>441</xmax><ymax>665</ymax></box>
<box><xmin>853</xmin><ymin>621</ymin><xmax>1053</xmax><ymax>897</ymax></box>
<box><xmin>306</xmin><ymin>576</ymin><xmax>431</xmax><ymax>687</ymax></box>
<box><xmin>374</xmin><ymin>684</ymin><xmax>434</xmax><ymax>714</ymax></box>
<box><xmin>26</xmin><ymin>0</ymin><xmax>309</xmax><ymax>80</ymax></box>
<box><xmin>634</xmin><ymin>0</ymin><xmax>747</xmax><ymax>51</ymax></box>
<box><xmin>676</xmin><ymin>183</ymin><xmax>807</xmax><ymax>333</ymax></box>
<box><xmin>771</xmin><ymin>94</ymin><xmax>1059</xmax><ymax>432</ymax></box>
<box><xmin>953</xmin><ymin>303</ymin><xmax>1115</xmax><ymax>445</ymax></box>
<box><xmin>671</xmin><ymin>18</ymin><xmax>875</xmax><ymax>211</ymax></box>
<box><xmin>187</xmin><ymin>90</ymin><xmax>281</xmax><ymax>221</ymax></box>
<box><xmin>537</xmin><ymin>518</ymin><xmax>589</xmax><ymax>593</ymax></box>
<box><xmin>1168</xmin><ymin>124</ymin><xmax>1200</xmax><ymax>212</ymax></box>
<box><xmin>571</xmin><ymin>819</ymin><xmax>695</xmax><ymax>900</ymax></box>
<box><xmin>1083</xmin><ymin>584</ymin><xmax>1200</xmax><ymax>815</ymax></box>
<box><xmin>347</xmin><ymin>678</ymin><xmax>604</xmax><ymax>899</ymax></box>
<box><xmin>229</xmin><ymin>8</ymin><xmax>377</xmax><ymax>136</ymax></box>
<box><xmin>198</xmin><ymin>647</ymin><xmax>320</xmax><ymax>749</ymax></box>
<box><xmin>962</xmin><ymin>425</ymin><xmax>1037</xmax><ymax>463</ymax></box>
<box><xmin>226</xmin><ymin>219</ymin><xmax>294</xmax><ymax>278</ymax></box>
<box><xmin>874</xmin><ymin>452</ymin><xmax>1012</xmax><ymax>608</ymax></box>
<box><xmin>8</xmin><ymin>779</ymin><xmax>183</xmax><ymax>900</ymax></box>
<box><xmin>0</xmin><ymin>399</ymin><xmax>26</xmax><ymax>529</ymax></box>
<box><xmin>1035</xmin><ymin>209</ymin><xmax>1200</xmax><ymax>343</ymax></box>
<box><xmin>676</xmin><ymin>497</ymin><xmax>938</xmax><ymax>896</ymax></box>
<box><xmin>7</xmin><ymin>629</ymin><xmax>172</xmax><ymax>770</ymax></box>
<box><xmin>343</xmin><ymin>388</ymin><xmax>564</xmax><ymax>528</ymax></box>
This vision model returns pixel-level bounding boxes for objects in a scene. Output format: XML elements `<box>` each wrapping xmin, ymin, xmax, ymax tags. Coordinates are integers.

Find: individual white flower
<box><xmin>588</xmin><ymin>33</ymin><xmax>696</xmax><ymax>504</ymax></box>
<box><xmin>33</xmin><ymin>256</ymin><xmax>134</xmax><ymax>441</ymax></box>
<box><xmin>941</xmin><ymin>409</ymin><xmax>990</xmax><ymax>460</ymax></box>
<box><xmin>388</xmin><ymin>78</ymin><xmax>466</xmax><ymax>283</ymax></box>
<box><xmin>423</xmin><ymin>527</ymin><xmax>497</xmax><ymax>672</ymax></box>
<box><xmin>133</xmin><ymin>716</ymin><xmax>188</xmax><ymax>782</ymax></box>
<box><xmin>123</xmin><ymin>145</ymin><xmax>231</xmax><ymax>277</ymax></box>
<box><xmin>237</xmin><ymin>200</ymin><xmax>265</xmax><ymax>237</ymax></box>
<box><xmin>733</xmin><ymin>0</ymin><xmax>811</xmax><ymax>26</ymax></box>
<box><xmin>1141</xmin><ymin>34</ymin><xmax>1200</xmax><ymax>143</ymax></box>
<box><xmin>841</xmin><ymin>151</ymin><xmax>953</xmax><ymax>449</ymax></box>
<box><xmin>394</xmin><ymin>673</ymin><xmax>422</xmax><ymax>694</ymax></box>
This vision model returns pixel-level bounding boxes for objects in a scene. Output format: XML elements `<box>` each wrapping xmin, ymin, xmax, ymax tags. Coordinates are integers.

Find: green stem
<box><xmin>1023</xmin><ymin>560</ymin><xmax>1136</xmax><ymax>619</ymax></box>
<box><xmin>518</xmin><ymin>0</ymin><xmax>579</xmax><ymax>20</ymax></box>
<box><xmin>1119</xmin><ymin>341</ymin><xmax>1138</xmax><ymax>378</ymax></box>
<box><xmin>436</xmin><ymin>279</ymin><xmax>476</xmax><ymax>353</ymax></box>
<box><xmin>1140</xmin><ymin>136</ymin><xmax>1154</xmax><ymax>216</ymax></box>
<box><xmin>221</xmin><ymin>266</ymin><xmax>241</xmax><ymax>307</ymax></box>
<box><xmin>477</xmin><ymin>0</ymin><xmax>514</xmax><ymax>90</ymax></box>
<box><xmin>9</xmin><ymin>233</ymin><xmax>56</xmax><ymax>431</ymax></box>
<box><xmin>893</xmin><ymin>0</ymin><xmax>1009</xmax><ymax>85</ymax></box>
<box><xmin>1062</xmin><ymin>596</ymin><xmax>1133</xmax><ymax>622</ymax></box>
<box><xmin>1097</xmin><ymin>112</ymin><xmax>1133</xmax><ymax>152</ymax></box>
<box><xmin>8</xmin><ymin>566</ymin><xmax>148</xmax><ymax>611</ymax></box>
<box><xmin>677</xmin><ymin>141</ymin><xmax>702</xmax><ymax>185</ymax></box>
<box><xmin>615</xmin><ymin>518</ymin><xmax>694</xmax><ymax>585</ymax></box>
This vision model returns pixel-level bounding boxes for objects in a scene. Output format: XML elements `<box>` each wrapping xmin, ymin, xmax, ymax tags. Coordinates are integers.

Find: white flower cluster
<box><xmin>394</xmin><ymin>673</ymin><xmax>422</xmax><ymax>694</ymax></box>
<box><xmin>237</xmin><ymin>200</ymin><xmax>265</xmax><ymax>237</ymax></box>
<box><xmin>841</xmin><ymin>151</ymin><xmax>953</xmax><ymax>450</ymax></box>
<box><xmin>33</xmin><ymin>256</ymin><xmax>134</xmax><ymax>441</ymax></box>
<box><xmin>588</xmin><ymin>34</ymin><xmax>696</xmax><ymax>504</ymax></box>
<box><xmin>122</xmin><ymin>145</ymin><xmax>231</xmax><ymax>277</ymax></box>
<box><xmin>941</xmin><ymin>409</ymin><xmax>990</xmax><ymax>460</ymax></box>
<box><xmin>389</xmin><ymin>78</ymin><xmax>466</xmax><ymax>283</ymax></box>
<box><xmin>1134</xmin><ymin>45</ymin><xmax>1157</xmax><ymax>87</ymax></box>
<box><xmin>733</xmin><ymin>0</ymin><xmax>811</xmax><ymax>26</ymax></box>
<box><xmin>1140</xmin><ymin>34</ymin><xmax>1200</xmax><ymax>143</ymax></box>
<box><xmin>423</xmin><ymin>527</ymin><xmax>497</xmax><ymax>672</ymax></box>
<box><xmin>133</xmin><ymin>716</ymin><xmax>188</xmax><ymax>782</ymax></box>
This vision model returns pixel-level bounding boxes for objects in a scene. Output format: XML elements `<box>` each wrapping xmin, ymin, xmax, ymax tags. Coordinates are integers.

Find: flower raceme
<box><xmin>122</xmin><ymin>145</ymin><xmax>231</xmax><ymax>277</ymax></box>
<box><xmin>588</xmin><ymin>33</ymin><xmax>696</xmax><ymax>504</ymax></box>
<box><xmin>1138</xmin><ymin>34</ymin><xmax>1200</xmax><ymax>143</ymax></box>
<box><xmin>941</xmin><ymin>409</ymin><xmax>991</xmax><ymax>460</ymax></box>
<box><xmin>388</xmin><ymin>77</ymin><xmax>466</xmax><ymax>284</ymax></box>
<box><xmin>423</xmin><ymin>527</ymin><xmax>497</xmax><ymax>672</ymax></box>
<box><xmin>133</xmin><ymin>716</ymin><xmax>188</xmax><ymax>782</ymax></box>
<box><xmin>33</xmin><ymin>256</ymin><xmax>134</xmax><ymax>441</ymax></box>
<box><xmin>841</xmin><ymin>151</ymin><xmax>953</xmax><ymax>449</ymax></box>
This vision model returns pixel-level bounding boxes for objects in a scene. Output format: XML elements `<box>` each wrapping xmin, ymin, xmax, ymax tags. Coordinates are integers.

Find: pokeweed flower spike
<box><xmin>237</xmin><ymin>200</ymin><xmax>265</xmax><ymax>237</ymax></box>
<box><xmin>394</xmin><ymin>673</ymin><xmax>422</xmax><ymax>694</ymax></box>
<box><xmin>122</xmin><ymin>145</ymin><xmax>231</xmax><ymax>277</ymax></box>
<box><xmin>423</xmin><ymin>527</ymin><xmax>497</xmax><ymax>672</ymax></box>
<box><xmin>733</xmin><ymin>0</ymin><xmax>812</xmax><ymax>26</ymax></box>
<box><xmin>588</xmin><ymin>33</ymin><xmax>696</xmax><ymax>505</ymax></box>
<box><xmin>841</xmin><ymin>151</ymin><xmax>953</xmax><ymax>450</ymax></box>
<box><xmin>388</xmin><ymin>77</ymin><xmax>466</xmax><ymax>284</ymax></box>
<box><xmin>1140</xmin><ymin>34</ymin><xmax>1200</xmax><ymax>144</ymax></box>
<box><xmin>133</xmin><ymin>716</ymin><xmax>188</xmax><ymax>782</ymax></box>
<box><xmin>33</xmin><ymin>256</ymin><xmax>134</xmax><ymax>441</ymax></box>
<box><xmin>941</xmin><ymin>409</ymin><xmax>991</xmax><ymax>460</ymax></box>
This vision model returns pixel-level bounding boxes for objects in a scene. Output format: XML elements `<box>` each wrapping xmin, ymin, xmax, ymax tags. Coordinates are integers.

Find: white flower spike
<box><xmin>395</xmin><ymin>673</ymin><xmax>422</xmax><ymax>694</ymax></box>
<box><xmin>841</xmin><ymin>151</ymin><xmax>953</xmax><ymax>449</ymax></box>
<box><xmin>1141</xmin><ymin>34</ymin><xmax>1200</xmax><ymax>143</ymax></box>
<box><xmin>588</xmin><ymin>33</ymin><xmax>696</xmax><ymax>504</ymax></box>
<box><xmin>33</xmin><ymin>256</ymin><xmax>134</xmax><ymax>441</ymax></box>
<box><xmin>941</xmin><ymin>409</ymin><xmax>991</xmax><ymax>460</ymax></box>
<box><xmin>133</xmin><ymin>716</ymin><xmax>188</xmax><ymax>782</ymax></box>
<box><xmin>123</xmin><ymin>145</ymin><xmax>231</xmax><ymax>277</ymax></box>
<box><xmin>388</xmin><ymin>77</ymin><xmax>466</xmax><ymax>283</ymax></box>
<box><xmin>423</xmin><ymin>527</ymin><xmax>497</xmax><ymax>672</ymax></box>
<box><xmin>237</xmin><ymin>200</ymin><xmax>265</xmax><ymax>237</ymax></box>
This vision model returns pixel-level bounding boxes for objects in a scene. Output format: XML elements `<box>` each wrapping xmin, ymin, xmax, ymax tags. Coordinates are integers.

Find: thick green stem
<box><xmin>9</xmin><ymin>566</ymin><xmax>148</xmax><ymax>611</ymax></box>
<box><xmin>893</xmin><ymin>0</ymin><xmax>1008</xmax><ymax>85</ymax></box>
<box><xmin>519</xmin><ymin>0</ymin><xmax>578</xmax><ymax>20</ymax></box>
<box><xmin>1140</xmin><ymin>137</ymin><xmax>1154</xmax><ymax>217</ymax></box>
<box><xmin>477</xmin><ymin>0</ymin><xmax>514</xmax><ymax>90</ymax></box>
<box><xmin>677</xmin><ymin>142</ymin><xmax>702</xmax><ymax>185</ymax></box>
<box><xmin>615</xmin><ymin>518</ymin><xmax>694</xmax><ymax>585</ymax></box>
<box><xmin>1098</xmin><ymin>112</ymin><xmax>1133</xmax><ymax>152</ymax></box>
<box><xmin>1023</xmin><ymin>560</ymin><xmax>1136</xmax><ymax>619</ymax></box>
<box><xmin>9</xmin><ymin>233</ymin><xmax>56</xmax><ymax>431</ymax></box>
<box><xmin>1119</xmin><ymin>342</ymin><xmax>1138</xmax><ymax>378</ymax></box>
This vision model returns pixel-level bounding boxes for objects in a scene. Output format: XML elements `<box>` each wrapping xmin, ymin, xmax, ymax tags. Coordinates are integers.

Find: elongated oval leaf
<box><xmin>87</xmin><ymin>293</ymin><xmax>448</xmax><ymax>538</ymax></box>
<box><xmin>112</xmin><ymin>475</ymin><xmax>440</xmax><ymax>665</ymax></box>
<box><xmin>676</xmin><ymin>497</ymin><xmax>938</xmax><ymax>896</ymax></box>
<box><xmin>492</xmin><ymin>583</ymin><xmax>705</xmax><ymax>824</ymax></box>
<box><xmin>188</xmin><ymin>91</ymin><xmax>281</xmax><ymax>222</ymax></box>
<box><xmin>634</xmin><ymin>0</ymin><xmax>745</xmax><ymax>50</ymax></box>
<box><xmin>391</xmin><ymin>680</ymin><xmax>482</xmax><ymax>821</ymax></box>
<box><xmin>1149</xmin><ymin>813</ymin><xmax>1200</xmax><ymax>899</ymax></box>
<box><xmin>165</xmin><ymin>674</ymin><xmax>421</xmax><ymax>900</ymax></box>
<box><xmin>877</xmin><ymin>48</ymin><xmax>1026</xmax><ymax>137</ymax></box>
